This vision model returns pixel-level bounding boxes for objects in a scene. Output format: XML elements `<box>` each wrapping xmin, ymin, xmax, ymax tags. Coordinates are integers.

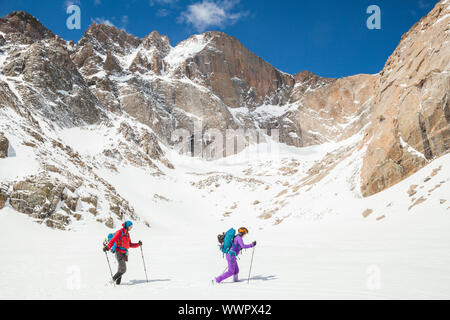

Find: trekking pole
<box><xmin>247</xmin><ymin>246</ymin><xmax>255</xmax><ymax>285</ymax></box>
<box><xmin>104</xmin><ymin>251</ymin><xmax>116</xmax><ymax>287</ymax></box>
<box><xmin>140</xmin><ymin>245</ymin><xmax>149</xmax><ymax>283</ymax></box>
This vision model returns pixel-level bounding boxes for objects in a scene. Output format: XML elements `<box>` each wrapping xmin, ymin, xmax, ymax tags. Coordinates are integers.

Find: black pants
<box><xmin>112</xmin><ymin>251</ymin><xmax>127</xmax><ymax>284</ymax></box>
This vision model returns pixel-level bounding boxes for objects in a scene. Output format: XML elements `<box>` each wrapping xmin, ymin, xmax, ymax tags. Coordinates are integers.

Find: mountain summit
<box><xmin>0</xmin><ymin>1</ymin><xmax>449</xmax><ymax>229</ymax></box>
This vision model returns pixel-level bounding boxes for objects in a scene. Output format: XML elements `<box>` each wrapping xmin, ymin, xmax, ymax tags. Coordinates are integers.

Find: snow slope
<box><xmin>1</xmin><ymin>139</ymin><xmax>449</xmax><ymax>299</ymax></box>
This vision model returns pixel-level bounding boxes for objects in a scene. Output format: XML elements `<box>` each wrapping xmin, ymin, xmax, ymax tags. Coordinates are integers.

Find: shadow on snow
<box><xmin>248</xmin><ymin>275</ymin><xmax>277</xmax><ymax>282</ymax></box>
<box><xmin>122</xmin><ymin>279</ymin><xmax>172</xmax><ymax>286</ymax></box>
<box><xmin>221</xmin><ymin>275</ymin><xmax>278</xmax><ymax>284</ymax></box>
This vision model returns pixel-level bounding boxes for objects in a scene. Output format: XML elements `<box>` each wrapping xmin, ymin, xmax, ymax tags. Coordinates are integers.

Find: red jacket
<box><xmin>107</xmin><ymin>228</ymin><xmax>140</xmax><ymax>254</ymax></box>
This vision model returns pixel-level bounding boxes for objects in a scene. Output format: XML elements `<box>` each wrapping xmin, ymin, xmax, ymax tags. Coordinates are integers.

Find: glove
<box><xmin>138</xmin><ymin>241</ymin><xmax>143</xmax><ymax>246</ymax></box>
<box><xmin>253</xmin><ymin>241</ymin><xmax>257</xmax><ymax>246</ymax></box>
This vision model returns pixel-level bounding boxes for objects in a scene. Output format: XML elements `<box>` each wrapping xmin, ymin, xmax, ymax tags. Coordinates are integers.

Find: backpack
<box><xmin>218</xmin><ymin>228</ymin><xmax>237</xmax><ymax>256</ymax></box>
<box><xmin>104</xmin><ymin>230</ymin><xmax>126</xmax><ymax>254</ymax></box>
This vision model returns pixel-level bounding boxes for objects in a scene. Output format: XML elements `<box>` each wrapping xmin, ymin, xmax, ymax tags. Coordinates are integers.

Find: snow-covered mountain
<box><xmin>0</xmin><ymin>0</ymin><xmax>449</xmax><ymax>233</ymax></box>
<box><xmin>0</xmin><ymin>133</ymin><xmax>449</xmax><ymax>299</ymax></box>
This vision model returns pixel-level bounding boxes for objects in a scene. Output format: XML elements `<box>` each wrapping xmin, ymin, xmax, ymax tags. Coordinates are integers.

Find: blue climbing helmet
<box><xmin>123</xmin><ymin>221</ymin><xmax>133</xmax><ymax>230</ymax></box>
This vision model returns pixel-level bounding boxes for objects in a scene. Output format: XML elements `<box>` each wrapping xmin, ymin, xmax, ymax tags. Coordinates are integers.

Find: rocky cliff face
<box><xmin>361</xmin><ymin>0</ymin><xmax>450</xmax><ymax>196</ymax></box>
<box><xmin>72</xmin><ymin>23</ymin><xmax>367</xmax><ymax>151</ymax></box>
<box><xmin>0</xmin><ymin>12</ymin><xmax>104</xmax><ymax>128</ymax></box>
<box><xmin>0</xmin><ymin>1</ymin><xmax>449</xmax><ymax>228</ymax></box>
<box><xmin>0</xmin><ymin>132</ymin><xmax>8</xmax><ymax>158</ymax></box>
<box><xmin>289</xmin><ymin>73</ymin><xmax>378</xmax><ymax>145</ymax></box>
<box><xmin>0</xmin><ymin>15</ymin><xmax>167</xmax><ymax>229</ymax></box>
<box><xmin>0</xmin><ymin>11</ymin><xmax>54</xmax><ymax>44</ymax></box>
<box><xmin>165</xmin><ymin>31</ymin><xmax>295</xmax><ymax>108</ymax></box>
<box><xmin>3</xmin><ymin>38</ymin><xmax>104</xmax><ymax>126</ymax></box>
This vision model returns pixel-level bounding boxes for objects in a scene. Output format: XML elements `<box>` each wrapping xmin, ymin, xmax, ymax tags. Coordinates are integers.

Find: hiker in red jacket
<box><xmin>103</xmin><ymin>221</ymin><xmax>142</xmax><ymax>285</ymax></box>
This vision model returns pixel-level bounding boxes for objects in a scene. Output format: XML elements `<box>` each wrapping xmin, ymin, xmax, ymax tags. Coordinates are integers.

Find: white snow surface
<box><xmin>1</xmin><ymin>132</ymin><xmax>450</xmax><ymax>299</ymax></box>
<box><xmin>0</xmin><ymin>109</ymin><xmax>40</xmax><ymax>181</ymax></box>
<box><xmin>164</xmin><ymin>34</ymin><xmax>209</xmax><ymax>70</ymax></box>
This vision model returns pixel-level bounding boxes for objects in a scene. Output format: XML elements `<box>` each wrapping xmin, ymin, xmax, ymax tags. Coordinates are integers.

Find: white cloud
<box><xmin>178</xmin><ymin>0</ymin><xmax>247</xmax><ymax>32</ymax></box>
<box><xmin>157</xmin><ymin>9</ymin><xmax>171</xmax><ymax>17</ymax></box>
<box><xmin>64</xmin><ymin>0</ymin><xmax>80</xmax><ymax>8</ymax></box>
<box><xmin>121</xmin><ymin>15</ymin><xmax>129</xmax><ymax>27</ymax></box>
<box><xmin>91</xmin><ymin>17</ymin><xmax>115</xmax><ymax>27</ymax></box>
<box><xmin>418</xmin><ymin>0</ymin><xmax>431</xmax><ymax>9</ymax></box>
<box><xmin>90</xmin><ymin>16</ymin><xmax>128</xmax><ymax>31</ymax></box>
<box><xmin>149</xmin><ymin>0</ymin><xmax>178</xmax><ymax>7</ymax></box>
<box><xmin>150</xmin><ymin>0</ymin><xmax>179</xmax><ymax>17</ymax></box>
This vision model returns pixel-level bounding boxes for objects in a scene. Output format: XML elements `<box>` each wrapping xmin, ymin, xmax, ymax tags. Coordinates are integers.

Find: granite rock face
<box><xmin>361</xmin><ymin>0</ymin><xmax>450</xmax><ymax>197</ymax></box>
<box><xmin>166</xmin><ymin>31</ymin><xmax>295</xmax><ymax>108</ymax></box>
<box><xmin>69</xmin><ymin>23</ymin><xmax>382</xmax><ymax>151</ymax></box>
<box><xmin>0</xmin><ymin>11</ymin><xmax>54</xmax><ymax>44</ymax></box>
<box><xmin>0</xmin><ymin>132</ymin><xmax>8</xmax><ymax>158</ymax></box>
<box><xmin>2</xmin><ymin>38</ymin><xmax>104</xmax><ymax>126</ymax></box>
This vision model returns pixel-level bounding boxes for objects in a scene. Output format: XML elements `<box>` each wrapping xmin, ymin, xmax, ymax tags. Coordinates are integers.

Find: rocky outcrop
<box><xmin>116</xmin><ymin>122</ymin><xmax>174</xmax><ymax>169</ymax></box>
<box><xmin>9</xmin><ymin>178</ymin><xmax>72</xmax><ymax>229</ymax></box>
<box><xmin>77</xmin><ymin>22</ymin><xmax>141</xmax><ymax>56</ymax></box>
<box><xmin>361</xmin><ymin>0</ymin><xmax>450</xmax><ymax>197</ymax></box>
<box><xmin>0</xmin><ymin>12</ymin><xmax>106</xmax><ymax>128</ymax></box>
<box><xmin>0</xmin><ymin>11</ymin><xmax>54</xmax><ymax>44</ymax></box>
<box><xmin>129</xmin><ymin>31</ymin><xmax>171</xmax><ymax>75</ymax></box>
<box><xmin>291</xmin><ymin>70</ymin><xmax>336</xmax><ymax>100</ymax></box>
<box><xmin>0</xmin><ymin>132</ymin><xmax>8</xmax><ymax>158</ymax></box>
<box><xmin>0</xmin><ymin>172</ymin><xmax>137</xmax><ymax>230</ymax></box>
<box><xmin>2</xmin><ymin>38</ymin><xmax>104</xmax><ymax>126</ymax></box>
<box><xmin>290</xmin><ymin>73</ymin><xmax>378</xmax><ymax>145</ymax></box>
<box><xmin>0</xmin><ymin>192</ymin><xmax>7</xmax><ymax>209</ymax></box>
<box><xmin>103</xmin><ymin>50</ymin><xmax>122</xmax><ymax>73</ymax></box>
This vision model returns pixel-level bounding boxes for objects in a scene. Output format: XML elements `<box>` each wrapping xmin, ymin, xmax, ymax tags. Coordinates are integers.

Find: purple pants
<box><xmin>216</xmin><ymin>254</ymin><xmax>240</xmax><ymax>283</ymax></box>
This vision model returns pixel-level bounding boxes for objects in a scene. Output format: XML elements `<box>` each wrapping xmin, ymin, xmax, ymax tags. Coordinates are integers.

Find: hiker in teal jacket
<box><xmin>215</xmin><ymin>227</ymin><xmax>256</xmax><ymax>283</ymax></box>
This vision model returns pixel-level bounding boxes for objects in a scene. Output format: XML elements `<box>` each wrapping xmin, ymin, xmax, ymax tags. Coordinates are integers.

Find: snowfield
<box><xmin>1</xmin><ymin>135</ymin><xmax>449</xmax><ymax>299</ymax></box>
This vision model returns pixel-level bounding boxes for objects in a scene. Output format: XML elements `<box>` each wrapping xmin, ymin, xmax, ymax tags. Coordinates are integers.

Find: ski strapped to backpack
<box><xmin>105</xmin><ymin>230</ymin><xmax>129</xmax><ymax>255</ymax></box>
<box><xmin>218</xmin><ymin>228</ymin><xmax>241</xmax><ymax>257</ymax></box>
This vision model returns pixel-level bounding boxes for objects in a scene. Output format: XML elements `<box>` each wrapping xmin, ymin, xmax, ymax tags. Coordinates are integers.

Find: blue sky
<box><xmin>0</xmin><ymin>0</ymin><xmax>440</xmax><ymax>78</ymax></box>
